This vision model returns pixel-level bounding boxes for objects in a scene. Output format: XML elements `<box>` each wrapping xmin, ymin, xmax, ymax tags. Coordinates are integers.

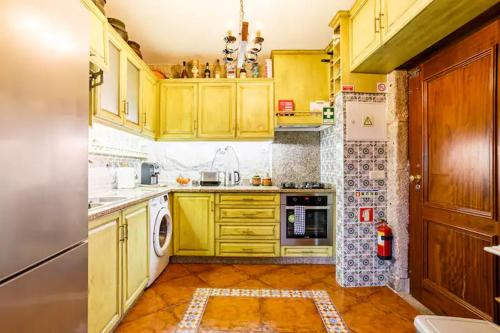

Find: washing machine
<box><xmin>147</xmin><ymin>194</ymin><xmax>172</xmax><ymax>287</ymax></box>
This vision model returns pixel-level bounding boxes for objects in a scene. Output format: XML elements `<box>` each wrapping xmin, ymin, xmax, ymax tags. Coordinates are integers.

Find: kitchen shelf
<box><xmin>89</xmin><ymin>144</ymin><xmax>148</xmax><ymax>160</ymax></box>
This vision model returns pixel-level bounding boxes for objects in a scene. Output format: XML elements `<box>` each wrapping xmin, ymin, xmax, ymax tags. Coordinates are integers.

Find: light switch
<box><xmin>369</xmin><ymin>171</ymin><xmax>385</xmax><ymax>180</ymax></box>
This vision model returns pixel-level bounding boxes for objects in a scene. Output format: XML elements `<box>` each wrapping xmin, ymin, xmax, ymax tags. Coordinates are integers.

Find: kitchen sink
<box><xmin>88</xmin><ymin>196</ymin><xmax>128</xmax><ymax>209</ymax></box>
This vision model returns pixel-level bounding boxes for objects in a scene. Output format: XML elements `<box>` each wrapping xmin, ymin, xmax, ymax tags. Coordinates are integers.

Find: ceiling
<box><xmin>105</xmin><ymin>0</ymin><xmax>355</xmax><ymax>64</ymax></box>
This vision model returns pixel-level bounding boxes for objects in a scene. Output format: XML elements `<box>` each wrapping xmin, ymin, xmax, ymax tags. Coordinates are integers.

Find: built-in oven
<box><xmin>280</xmin><ymin>193</ymin><xmax>334</xmax><ymax>246</ymax></box>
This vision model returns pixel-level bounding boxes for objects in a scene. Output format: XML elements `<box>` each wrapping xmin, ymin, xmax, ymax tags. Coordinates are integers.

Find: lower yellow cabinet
<box><xmin>173</xmin><ymin>193</ymin><xmax>215</xmax><ymax>256</ymax></box>
<box><xmin>281</xmin><ymin>246</ymin><xmax>333</xmax><ymax>257</ymax></box>
<box><xmin>122</xmin><ymin>203</ymin><xmax>149</xmax><ymax>313</ymax></box>
<box><xmin>216</xmin><ymin>240</ymin><xmax>280</xmax><ymax>257</ymax></box>
<box><xmin>88</xmin><ymin>212</ymin><xmax>122</xmax><ymax>333</ymax></box>
<box><xmin>88</xmin><ymin>201</ymin><xmax>149</xmax><ymax>333</ymax></box>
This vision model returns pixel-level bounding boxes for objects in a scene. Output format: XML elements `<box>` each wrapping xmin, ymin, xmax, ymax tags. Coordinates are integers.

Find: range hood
<box><xmin>275</xmin><ymin>111</ymin><xmax>332</xmax><ymax>132</ymax></box>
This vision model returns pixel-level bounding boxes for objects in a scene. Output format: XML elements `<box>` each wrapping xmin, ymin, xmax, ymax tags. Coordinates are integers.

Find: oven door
<box><xmin>280</xmin><ymin>205</ymin><xmax>333</xmax><ymax>246</ymax></box>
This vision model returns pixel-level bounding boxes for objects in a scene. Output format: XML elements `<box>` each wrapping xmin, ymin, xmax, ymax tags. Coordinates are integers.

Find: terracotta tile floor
<box><xmin>116</xmin><ymin>264</ymin><xmax>421</xmax><ymax>333</ymax></box>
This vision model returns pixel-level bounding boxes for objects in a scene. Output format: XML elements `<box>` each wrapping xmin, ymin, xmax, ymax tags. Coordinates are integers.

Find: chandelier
<box><xmin>223</xmin><ymin>0</ymin><xmax>264</xmax><ymax>69</ymax></box>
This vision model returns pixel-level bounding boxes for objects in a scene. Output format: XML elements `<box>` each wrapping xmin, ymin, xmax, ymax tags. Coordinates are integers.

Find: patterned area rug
<box><xmin>175</xmin><ymin>288</ymin><xmax>350</xmax><ymax>332</ymax></box>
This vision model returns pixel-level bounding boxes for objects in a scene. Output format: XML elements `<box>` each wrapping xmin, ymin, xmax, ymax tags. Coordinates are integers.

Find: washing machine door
<box><xmin>153</xmin><ymin>208</ymin><xmax>172</xmax><ymax>257</ymax></box>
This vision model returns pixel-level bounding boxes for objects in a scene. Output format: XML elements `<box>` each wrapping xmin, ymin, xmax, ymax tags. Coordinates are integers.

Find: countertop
<box><xmin>88</xmin><ymin>185</ymin><xmax>335</xmax><ymax>221</ymax></box>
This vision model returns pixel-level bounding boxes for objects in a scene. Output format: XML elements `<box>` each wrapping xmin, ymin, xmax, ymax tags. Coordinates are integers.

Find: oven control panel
<box><xmin>285</xmin><ymin>195</ymin><xmax>330</xmax><ymax>206</ymax></box>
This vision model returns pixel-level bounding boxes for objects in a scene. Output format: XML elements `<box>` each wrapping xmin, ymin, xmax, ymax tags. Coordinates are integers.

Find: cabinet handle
<box><xmin>241</xmin><ymin>248</ymin><xmax>254</xmax><ymax>252</ymax></box>
<box><xmin>194</xmin><ymin>119</ymin><xmax>197</xmax><ymax>130</ymax></box>
<box><xmin>242</xmin><ymin>198</ymin><xmax>255</xmax><ymax>201</ymax></box>
<box><xmin>211</xmin><ymin>201</ymin><xmax>214</xmax><ymax>212</ymax></box>
<box><xmin>124</xmin><ymin>224</ymin><xmax>128</xmax><ymax>240</ymax></box>
<box><xmin>374</xmin><ymin>16</ymin><xmax>380</xmax><ymax>33</ymax></box>
<box><xmin>123</xmin><ymin>100</ymin><xmax>129</xmax><ymax>115</ymax></box>
<box><xmin>242</xmin><ymin>230</ymin><xmax>255</xmax><ymax>235</ymax></box>
<box><xmin>379</xmin><ymin>13</ymin><xmax>384</xmax><ymax>30</ymax></box>
<box><xmin>119</xmin><ymin>225</ymin><xmax>125</xmax><ymax>242</ymax></box>
<box><xmin>143</xmin><ymin>112</ymin><xmax>147</xmax><ymax>125</ymax></box>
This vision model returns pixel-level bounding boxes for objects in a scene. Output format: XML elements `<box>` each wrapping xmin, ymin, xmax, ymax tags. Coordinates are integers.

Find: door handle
<box><xmin>409</xmin><ymin>175</ymin><xmax>421</xmax><ymax>183</ymax></box>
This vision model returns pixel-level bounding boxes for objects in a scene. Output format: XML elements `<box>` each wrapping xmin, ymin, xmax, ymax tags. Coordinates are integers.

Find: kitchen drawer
<box><xmin>281</xmin><ymin>246</ymin><xmax>333</xmax><ymax>257</ymax></box>
<box><xmin>216</xmin><ymin>240</ymin><xmax>280</xmax><ymax>257</ymax></box>
<box><xmin>216</xmin><ymin>206</ymin><xmax>280</xmax><ymax>223</ymax></box>
<box><xmin>216</xmin><ymin>193</ymin><xmax>279</xmax><ymax>206</ymax></box>
<box><xmin>215</xmin><ymin>223</ymin><xmax>279</xmax><ymax>240</ymax></box>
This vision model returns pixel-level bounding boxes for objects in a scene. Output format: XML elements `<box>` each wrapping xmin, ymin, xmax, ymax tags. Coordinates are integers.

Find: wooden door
<box><xmin>350</xmin><ymin>0</ymin><xmax>382</xmax><ymax>70</ymax></box>
<box><xmin>159</xmin><ymin>82</ymin><xmax>197</xmax><ymax>139</ymax></box>
<box><xmin>122</xmin><ymin>54</ymin><xmax>142</xmax><ymax>132</ymax></box>
<box><xmin>122</xmin><ymin>203</ymin><xmax>149</xmax><ymax>313</ymax></box>
<box><xmin>237</xmin><ymin>81</ymin><xmax>274</xmax><ymax>139</ymax></box>
<box><xmin>173</xmin><ymin>193</ymin><xmax>214</xmax><ymax>256</ymax></box>
<box><xmin>409</xmin><ymin>20</ymin><xmax>500</xmax><ymax>323</ymax></box>
<box><xmin>381</xmin><ymin>0</ymin><xmax>433</xmax><ymax>42</ymax></box>
<box><xmin>142</xmin><ymin>71</ymin><xmax>157</xmax><ymax>138</ymax></box>
<box><xmin>198</xmin><ymin>82</ymin><xmax>236</xmax><ymax>139</ymax></box>
<box><xmin>96</xmin><ymin>38</ymin><xmax>123</xmax><ymax>125</ymax></box>
<box><xmin>88</xmin><ymin>212</ymin><xmax>122</xmax><ymax>333</ymax></box>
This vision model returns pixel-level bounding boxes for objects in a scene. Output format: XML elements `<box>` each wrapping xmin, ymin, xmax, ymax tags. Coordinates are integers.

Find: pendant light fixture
<box><xmin>223</xmin><ymin>0</ymin><xmax>264</xmax><ymax>69</ymax></box>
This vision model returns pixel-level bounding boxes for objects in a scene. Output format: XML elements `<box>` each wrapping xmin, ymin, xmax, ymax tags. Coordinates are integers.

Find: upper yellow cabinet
<box><xmin>328</xmin><ymin>11</ymin><xmax>386</xmax><ymax>96</ymax></box>
<box><xmin>90</xmin><ymin>22</ymin><xmax>159</xmax><ymax>137</ymax></box>
<box><xmin>237</xmin><ymin>81</ymin><xmax>274</xmax><ymax>139</ymax></box>
<box><xmin>349</xmin><ymin>0</ymin><xmax>496</xmax><ymax>73</ymax></box>
<box><xmin>81</xmin><ymin>0</ymin><xmax>108</xmax><ymax>69</ymax></box>
<box><xmin>349</xmin><ymin>0</ymin><xmax>381</xmax><ymax>71</ymax></box>
<box><xmin>122</xmin><ymin>55</ymin><xmax>142</xmax><ymax>132</ymax></box>
<box><xmin>158</xmin><ymin>79</ymin><xmax>274</xmax><ymax>141</ymax></box>
<box><xmin>272</xmin><ymin>50</ymin><xmax>329</xmax><ymax>113</ymax></box>
<box><xmin>159</xmin><ymin>82</ymin><xmax>198</xmax><ymax>139</ymax></box>
<box><xmin>141</xmin><ymin>71</ymin><xmax>158</xmax><ymax>138</ymax></box>
<box><xmin>198</xmin><ymin>83</ymin><xmax>236</xmax><ymax>139</ymax></box>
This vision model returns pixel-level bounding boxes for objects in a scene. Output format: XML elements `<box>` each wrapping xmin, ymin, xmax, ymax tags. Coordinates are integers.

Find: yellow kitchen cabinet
<box><xmin>216</xmin><ymin>240</ymin><xmax>280</xmax><ymax>257</ymax></box>
<box><xmin>236</xmin><ymin>80</ymin><xmax>274</xmax><ymax>139</ymax></box>
<box><xmin>122</xmin><ymin>202</ymin><xmax>149</xmax><ymax>313</ymax></box>
<box><xmin>216</xmin><ymin>206</ymin><xmax>280</xmax><ymax>223</ymax></box>
<box><xmin>281</xmin><ymin>246</ymin><xmax>333</xmax><ymax>257</ymax></box>
<box><xmin>173</xmin><ymin>193</ymin><xmax>215</xmax><ymax>256</ymax></box>
<box><xmin>122</xmin><ymin>54</ymin><xmax>142</xmax><ymax>132</ymax></box>
<box><xmin>217</xmin><ymin>193</ymin><xmax>280</xmax><ymax>206</ymax></box>
<box><xmin>328</xmin><ymin>11</ymin><xmax>386</xmax><ymax>96</ymax></box>
<box><xmin>141</xmin><ymin>70</ymin><xmax>158</xmax><ymax>138</ymax></box>
<box><xmin>159</xmin><ymin>82</ymin><xmax>198</xmax><ymax>139</ymax></box>
<box><xmin>216</xmin><ymin>224</ymin><xmax>280</xmax><ymax>240</ymax></box>
<box><xmin>198</xmin><ymin>82</ymin><xmax>236</xmax><ymax>139</ymax></box>
<box><xmin>350</xmin><ymin>0</ymin><xmax>495</xmax><ymax>72</ymax></box>
<box><xmin>95</xmin><ymin>36</ymin><xmax>123</xmax><ymax>125</ymax></box>
<box><xmin>349</xmin><ymin>0</ymin><xmax>382</xmax><ymax>71</ymax></box>
<box><xmin>381</xmin><ymin>0</ymin><xmax>433</xmax><ymax>42</ymax></box>
<box><xmin>88</xmin><ymin>212</ymin><xmax>122</xmax><ymax>333</ymax></box>
<box><xmin>81</xmin><ymin>0</ymin><xmax>108</xmax><ymax>69</ymax></box>
<box><xmin>272</xmin><ymin>51</ymin><xmax>329</xmax><ymax>112</ymax></box>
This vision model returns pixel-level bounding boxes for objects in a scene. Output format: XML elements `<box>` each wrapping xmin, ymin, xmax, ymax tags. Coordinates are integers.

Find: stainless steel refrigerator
<box><xmin>0</xmin><ymin>0</ymin><xmax>88</xmax><ymax>332</ymax></box>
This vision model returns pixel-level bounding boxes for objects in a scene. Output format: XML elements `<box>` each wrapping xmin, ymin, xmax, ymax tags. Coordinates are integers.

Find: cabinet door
<box><xmin>88</xmin><ymin>213</ymin><xmax>122</xmax><ymax>333</ymax></box>
<box><xmin>122</xmin><ymin>203</ymin><xmax>149</xmax><ymax>313</ymax></box>
<box><xmin>159</xmin><ymin>83</ymin><xmax>197</xmax><ymax>139</ymax></box>
<box><xmin>173</xmin><ymin>193</ymin><xmax>214</xmax><ymax>256</ymax></box>
<box><xmin>350</xmin><ymin>0</ymin><xmax>382</xmax><ymax>70</ymax></box>
<box><xmin>382</xmin><ymin>0</ymin><xmax>433</xmax><ymax>42</ymax></box>
<box><xmin>141</xmin><ymin>71</ymin><xmax>158</xmax><ymax>138</ymax></box>
<box><xmin>122</xmin><ymin>55</ymin><xmax>142</xmax><ymax>131</ymax></box>
<box><xmin>198</xmin><ymin>83</ymin><xmax>236</xmax><ymax>139</ymax></box>
<box><xmin>97</xmin><ymin>38</ymin><xmax>123</xmax><ymax>124</ymax></box>
<box><xmin>81</xmin><ymin>0</ymin><xmax>108</xmax><ymax>69</ymax></box>
<box><xmin>237</xmin><ymin>82</ymin><xmax>274</xmax><ymax>139</ymax></box>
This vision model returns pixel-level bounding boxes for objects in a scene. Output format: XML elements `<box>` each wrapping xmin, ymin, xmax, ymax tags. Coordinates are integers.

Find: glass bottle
<box><xmin>214</xmin><ymin>59</ymin><xmax>222</xmax><ymax>79</ymax></box>
<box><xmin>204</xmin><ymin>62</ymin><xmax>211</xmax><ymax>78</ymax></box>
<box><xmin>239</xmin><ymin>67</ymin><xmax>247</xmax><ymax>79</ymax></box>
<box><xmin>181</xmin><ymin>61</ymin><xmax>189</xmax><ymax>78</ymax></box>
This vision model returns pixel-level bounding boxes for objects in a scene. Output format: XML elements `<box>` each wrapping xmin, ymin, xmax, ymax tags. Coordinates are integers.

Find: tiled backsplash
<box><xmin>88</xmin><ymin>124</ymin><xmax>321</xmax><ymax>194</ymax></box>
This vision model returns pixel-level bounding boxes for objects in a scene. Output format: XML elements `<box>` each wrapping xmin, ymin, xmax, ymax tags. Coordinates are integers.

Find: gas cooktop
<box><xmin>280</xmin><ymin>182</ymin><xmax>328</xmax><ymax>189</ymax></box>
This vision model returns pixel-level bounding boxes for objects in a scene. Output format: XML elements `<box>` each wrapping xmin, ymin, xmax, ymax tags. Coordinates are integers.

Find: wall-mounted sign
<box><xmin>342</xmin><ymin>84</ymin><xmax>355</xmax><ymax>92</ymax></box>
<box><xmin>359</xmin><ymin>207</ymin><xmax>374</xmax><ymax>223</ymax></box>
<box><xmin>376</xmin><ymin>82</ymin><xmax>387</xmax><ymax>93</ymax></box>
<box><xmin>323</xmin><ymin>107</ymin><xmax>334</xmax><ymax>124</ymax></box>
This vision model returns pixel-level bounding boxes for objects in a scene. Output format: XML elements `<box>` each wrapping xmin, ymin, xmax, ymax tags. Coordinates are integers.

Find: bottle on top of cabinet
<box><xmin>204</xmin><ymin>62</ymin><xmax>211</xmax><ymax>78</ymax></box>
<box><xmin>214</xmin><ymin>59</ymin><xmax>222</xmax><ymax>78</ymax></box>
<box><xmin>181</xmin><ymin>61</ymin><xmax>189</xmax><ymax>78</ymax></box>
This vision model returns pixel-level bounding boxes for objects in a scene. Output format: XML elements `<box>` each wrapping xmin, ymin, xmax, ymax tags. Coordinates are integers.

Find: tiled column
<box><xmin>321</xmin><ymin>92</ymin><xmax>389</xmax><ymax>287</ymax></box>
<box><xmin>386</xmin><ymin>71</ymin><xmax>410</xmax><ymax>292</ymax></box>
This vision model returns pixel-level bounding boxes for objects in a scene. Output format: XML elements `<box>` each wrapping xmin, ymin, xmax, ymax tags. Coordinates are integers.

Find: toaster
<box><xmin>200</xmin><ymin>171</ymin><xmax>221</xmax><ymax>186</ymax></box>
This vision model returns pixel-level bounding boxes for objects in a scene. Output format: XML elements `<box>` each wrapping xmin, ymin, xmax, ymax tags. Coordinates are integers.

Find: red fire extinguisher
<box><xmin>376</xmin><ymin>219</ymin><xmax>393</xmax><ymax>260</ymax></box>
